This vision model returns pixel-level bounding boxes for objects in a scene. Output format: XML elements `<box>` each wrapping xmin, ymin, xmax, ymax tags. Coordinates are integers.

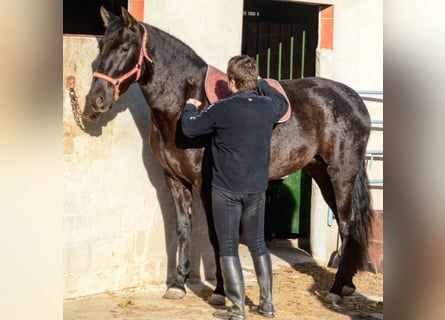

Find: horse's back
<box><xmin>268</xmin><ymin>77</ymin><xmax>371</xmax><ymax>179</ymax></box>
<box><xmin>280</xmin><ymin>77</ymin><xmax>370</xmax><ymax>141</ymax></box>
<box><xmin>281</xmin><ymin>77</ymin><xmax>370</xmax><ymax>126</ymax></box>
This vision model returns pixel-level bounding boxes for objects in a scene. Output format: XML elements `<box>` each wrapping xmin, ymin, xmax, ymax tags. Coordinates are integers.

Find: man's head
<box><xmin>227</xmin><ymin>55</ymin><xmax>259</xmax><ymax>93</ymax></box>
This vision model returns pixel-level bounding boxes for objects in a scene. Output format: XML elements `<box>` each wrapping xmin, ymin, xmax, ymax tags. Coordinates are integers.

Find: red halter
<box><xmin>93</xmin><ymin>23</ymin><xmax>153</xmax><ymax>101</ymax></box>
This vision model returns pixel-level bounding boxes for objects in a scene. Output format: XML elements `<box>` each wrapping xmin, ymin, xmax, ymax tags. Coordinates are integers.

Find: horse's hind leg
<box><xmin>304</xmin><ymin>159</ymin><xmax>350</xmax><ymax>295</ymax></box>
<box><xmin>305</xmin><ymin>155</ymin><xmax>368</xmax><ymax>304</ymax></box>
<box><xmin>324</xmin><ymin>159</ymin><xmax>373</xmax><ymax>305</ymax></box>
<box><xmin>162</xmin><ymin>176</ymin><xmax>193</xmax><ymax>300</ymax></box>
<box><xmin>316</xmin><ymin>168</ymin><xmax>355</xmax><ymax>304</ymax></box>
<box><xmin>305</xmin><ymin>159</ymin><xmax>352</xmax><ymax>299</ymax></box>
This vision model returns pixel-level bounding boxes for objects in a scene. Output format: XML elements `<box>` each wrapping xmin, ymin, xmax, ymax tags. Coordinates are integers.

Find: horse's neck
<box><xmin>141</xmin><ymin>25</ymin><xmax>207</xmax><ymax>117</ymax></box>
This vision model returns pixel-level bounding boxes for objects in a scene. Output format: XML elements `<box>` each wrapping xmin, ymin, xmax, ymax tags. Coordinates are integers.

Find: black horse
<box><xmin>85</xmin><ymin>6</ymin><xmax>374</xmax><ymax>305</ymax></box>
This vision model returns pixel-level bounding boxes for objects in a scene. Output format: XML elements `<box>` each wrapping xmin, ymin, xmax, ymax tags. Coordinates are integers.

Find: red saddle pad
<box><xmin>204</xmin><ymin>65</ymin><xmax>291</xmax><ymax>123</ymax></box>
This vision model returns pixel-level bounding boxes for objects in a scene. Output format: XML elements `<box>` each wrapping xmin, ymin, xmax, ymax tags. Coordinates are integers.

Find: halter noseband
<box><xmin>93</xmin><ymin>23</ymin><xmax>153</xmax><ymax>101</ymax></box>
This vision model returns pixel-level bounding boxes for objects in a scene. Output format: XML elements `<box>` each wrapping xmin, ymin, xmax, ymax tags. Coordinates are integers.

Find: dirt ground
<box><xmin>269</xmin><ymin>263</ymin><xmax>383</xmax><ymax>319</ymax></box>
<box><xmin>64</xmin><ymin>241</ymin><xmax>383</xmax><ymax>320</ymax></box>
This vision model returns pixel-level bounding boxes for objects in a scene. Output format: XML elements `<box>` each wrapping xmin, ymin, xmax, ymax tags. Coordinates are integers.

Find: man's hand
<box><xmin>186</xmin><ymin>98</ymin><xmax>202</xmax><ymax>108</ymax></box>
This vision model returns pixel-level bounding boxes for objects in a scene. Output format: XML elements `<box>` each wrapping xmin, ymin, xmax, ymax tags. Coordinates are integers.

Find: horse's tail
<box><xmin>348</xmin><ymin>158</ymin><xmax>374</xmax><ymax>271</ymax></box>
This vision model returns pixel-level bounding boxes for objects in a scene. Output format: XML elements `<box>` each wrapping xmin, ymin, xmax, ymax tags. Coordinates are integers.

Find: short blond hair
<box><xmin>226</xmin><ymin>55</ymin><xmax>259</xmax><ymax>91</ymax></box>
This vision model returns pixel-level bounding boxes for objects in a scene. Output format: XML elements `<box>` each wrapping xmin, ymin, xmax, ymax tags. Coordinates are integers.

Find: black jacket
<box><xmin>181</xmin><ymin>79</ymin><xmax>288</xmax><ymax>193</ymax></box>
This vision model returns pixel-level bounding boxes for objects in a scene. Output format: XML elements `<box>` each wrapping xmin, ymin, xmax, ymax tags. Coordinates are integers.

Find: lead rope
<box><xmin>66</xmin><ymin>76</ymin><xmax>98</xmax><ymax>131</ymax></box>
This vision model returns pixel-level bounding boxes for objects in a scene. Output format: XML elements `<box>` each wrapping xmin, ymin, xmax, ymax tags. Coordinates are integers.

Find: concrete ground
<box><xmin>64</xmin><ymin>240</ymin><xmax>383</xmax><ymax>320</ymax></box>
<box><xmin>64</xmin><ymin>240</ymin><xmax>312</xmax><ymax>320</ymax></box>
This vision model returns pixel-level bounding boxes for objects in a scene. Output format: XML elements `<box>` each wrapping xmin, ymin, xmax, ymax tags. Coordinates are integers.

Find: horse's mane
<box><xmin>104</xmin><ymin>14</ymin><xmax>206</xmax><ymax>70</ymax></box>
<box><xmin>147</xmin><ymin>24</ymin><xmax>207</xmax><ymax>70</ymax></box>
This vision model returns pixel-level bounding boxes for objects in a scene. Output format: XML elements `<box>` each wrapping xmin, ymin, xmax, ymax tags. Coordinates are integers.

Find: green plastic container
<box><xmin>265</xmin><ymin>170</ymin><xmax>311</xmax><ymax>238</ymax></box>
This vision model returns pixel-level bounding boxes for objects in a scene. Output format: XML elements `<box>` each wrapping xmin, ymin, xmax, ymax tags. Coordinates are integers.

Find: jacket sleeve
<box><xmin>256</xmin><ymin>79</ymin><xmax>288</xmax><ymax>121</ymax></box>
<box><xmin>180</xmin><ymin>103</ymin><xmax>216</xmax><ymax>138</ymax></box>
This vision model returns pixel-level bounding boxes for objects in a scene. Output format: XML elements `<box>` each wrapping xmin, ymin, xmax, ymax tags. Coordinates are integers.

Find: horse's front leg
<box><xmin>162</xmin><ymin>175</ymin><xmax>193</xmax><ymax>300</ymax></box>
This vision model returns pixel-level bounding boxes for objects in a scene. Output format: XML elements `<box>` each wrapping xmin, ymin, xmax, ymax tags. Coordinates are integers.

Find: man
<box><xmin>181</xmin><ymin>55</ymin><xmax>288</xmax><ymax>319</ymax></box>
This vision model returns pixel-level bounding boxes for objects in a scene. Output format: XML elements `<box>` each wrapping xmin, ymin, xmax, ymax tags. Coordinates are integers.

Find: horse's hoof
<box><xmin>324</xmin><ymin>292</ymin><xmax>343</xmax><ymax>306</ymax></box>
<box><xmin>342</xmin><ymin>285</ymin><xmax>355</xmax><ymax>296</ymax></box>
<box><xmin>162</xmin><ymin>287</ymin><xmax>186</xmax><ymax>300</ymax></box>
<box><xmin>208</xmin><ymin>293</ymin><xmax>226</xmax><ymax>305</ymax></box>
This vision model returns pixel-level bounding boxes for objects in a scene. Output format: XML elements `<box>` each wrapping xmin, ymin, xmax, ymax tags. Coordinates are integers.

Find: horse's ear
<box><xmin>121</xmin><ymin>7</ymin><xmax>138</xmax><ymax>32</ymax></box>
<box><xmin>100</xmin><ymin>6</ymin><xmax>115</xmax><ymax>28</ymax></box>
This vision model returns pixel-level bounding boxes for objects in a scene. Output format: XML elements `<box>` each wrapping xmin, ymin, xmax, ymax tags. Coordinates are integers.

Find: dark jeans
<box><xmin>212</xmin><ymin>186</ymin><xmax>269</xmax><ymax>257</ymax></box>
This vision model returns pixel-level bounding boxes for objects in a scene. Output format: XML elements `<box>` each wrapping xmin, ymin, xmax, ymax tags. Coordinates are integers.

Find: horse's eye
<box><xmin>120</xmin><ymin>46</ymin><xmax>130</xmax><ymax>53</ymax></box>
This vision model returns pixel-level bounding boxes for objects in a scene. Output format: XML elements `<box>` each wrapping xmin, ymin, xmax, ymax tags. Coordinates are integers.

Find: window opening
<box><xmin>63</xmin><ymin>0</ymin><xmax>128</xmax><ymax>35</ymax></box>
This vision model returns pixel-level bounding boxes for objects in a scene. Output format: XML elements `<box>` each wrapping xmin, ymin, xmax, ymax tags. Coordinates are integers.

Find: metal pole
<box><xmin>256</xmin><ymin>22</ymin><xmax>259</xmax><ymax>68</ymax></box>
<box><xmin>278</xmin><ymin>42</ymin><xmax>282</xmax><ymax>80</ymax></box>
<box><xmin>290</xmin><ymin>35</ymin><xmax>294</xmax><ymax>80</ymax></box>
<box><xmin>356</xmin><ymin>90</ymin><xmax>384</xmax><ymax>95</ymax></box>
<box><xmin>267</xmin><ymin>23</ymin><xmax>271</xmax><ymax>78</ymax></box>
<box><xmin>278</xmin><ymin>24</ymin><xmax>282</xmax><ymax>80</ymax></box>
<box><xmin>301</xmin><ymin>30</ymin><xmax>306</xmax><ymax>78</ymax></box>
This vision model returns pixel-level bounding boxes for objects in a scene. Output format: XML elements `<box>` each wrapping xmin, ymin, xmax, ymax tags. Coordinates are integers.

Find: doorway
<box><xmin>242</xmin><ymin>0</ymin><xmax>318</xmax><ymax>80</ymax></box>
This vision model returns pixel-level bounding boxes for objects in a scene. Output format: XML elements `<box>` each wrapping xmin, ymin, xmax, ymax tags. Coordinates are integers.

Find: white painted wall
<box><xmin>330</xmin><ymin>0</ymin><xmax>383</xmax><ymax>90</ymax></box>
<box><xmin>144</xmin><ymin>0</ymin><xmax>244</xmax><ymax>70</ymax></box>
<box><xmin>312</xmin><ymin>0</ymin><xmax>383</xmax><ymax>264</ymax></box>
<box><xmin>63</xmin><ymin>36</ymin><xmax>174</xmax><ymax>298</ymax></box>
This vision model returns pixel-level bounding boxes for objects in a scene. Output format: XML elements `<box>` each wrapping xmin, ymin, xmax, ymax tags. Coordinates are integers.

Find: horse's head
<box><xmin>86</xmin><ymin>6</ymin><xmax>152</xmax><ymax>114</ymax></box>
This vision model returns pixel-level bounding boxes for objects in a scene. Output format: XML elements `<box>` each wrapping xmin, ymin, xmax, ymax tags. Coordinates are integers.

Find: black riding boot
<box><xmin>213</xmin><ymin>256</ymin><xmax>245</xmax><ymax>320</ymax></box>
<box><xmin>251</xmin><ymin>253</ymin><xmax>275</xmax><ymax>318</ymax></box>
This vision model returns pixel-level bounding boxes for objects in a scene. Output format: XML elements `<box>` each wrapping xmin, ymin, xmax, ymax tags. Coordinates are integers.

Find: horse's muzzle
<box><xmin>88</xmin><ymin>94</ymin><xmax>112</xmax><ymax>113</ymax></box>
